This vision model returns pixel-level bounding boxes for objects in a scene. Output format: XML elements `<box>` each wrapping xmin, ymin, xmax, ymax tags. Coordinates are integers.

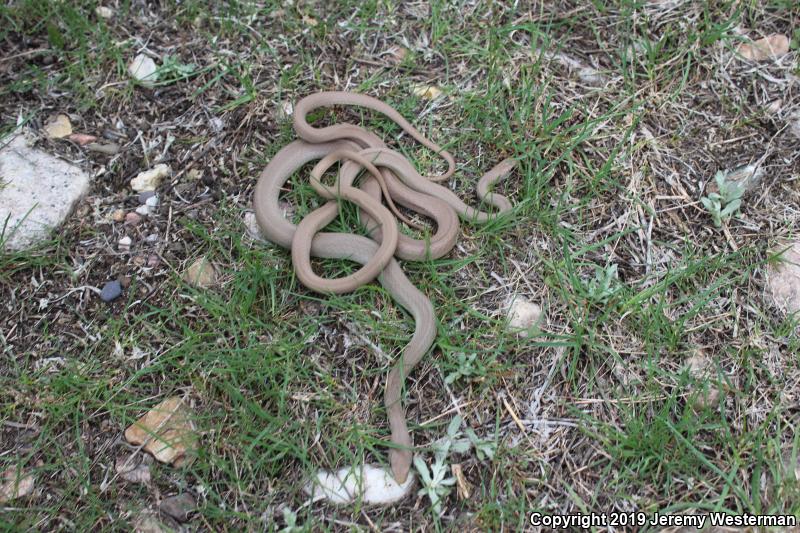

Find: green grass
<box><xmin>1</xmin><ymin>0</ymin><xmax>799</xmax><ymax>530</ymax></box>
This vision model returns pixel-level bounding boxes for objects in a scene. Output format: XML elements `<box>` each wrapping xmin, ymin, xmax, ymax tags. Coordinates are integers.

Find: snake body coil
<box><xmin>253</xmin><ymin>92</ymin><xmax>515</xmax><ymax>484</ymax></box>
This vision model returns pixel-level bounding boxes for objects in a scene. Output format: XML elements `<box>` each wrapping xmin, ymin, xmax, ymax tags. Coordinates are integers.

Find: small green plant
<box><xmin>587</xmin><ymin>263</ymin><xmax>621</xmax><ymax>304</ymax></box>
<box><xmin>279</xmin><ymin>507</ymin><xmax>303</xmax><ymax>533</ymax></box>
<box><xmin>444</xmin><ymin>352</ymin><xmax>477</xmax><ymax>384</ymax></box>
<box><xmin>700</xmin><ymin>170</ymin><xmax>744</xmax><ymax>227</ymax></box>
<box><xmin>416</xmin><ymin>416</ymin><xmax>498</xmax><ymax>515</ymax></box>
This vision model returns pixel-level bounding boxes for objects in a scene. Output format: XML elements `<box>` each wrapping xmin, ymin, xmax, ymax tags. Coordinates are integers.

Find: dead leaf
<box><xmin>0</xmin><ymin>468</ymin><xmax>35</xmax><ymax>502</ymax></box>
<box><xmin>115</xmin><ymin>453</ymin><xmax>152</xmax><ymax>484</ymax></box>
<box><xmin>412</xmin><ymin>85</ymin><xmax>443</xmax><ymax>100</ymax></box>
<box><xmin>125</xmin><ymin>397</ymin><xmax>197</xmax><ymax>467</ymax></box>
<box><xmin>737</xmin><ymin>34</ymin><xmax>790</xmax><ymax>61</ymax></box>
<box><xmin>68</xmin><ymin>133</ymin><xmax>98</xmax><ymax>146</ymax></box>
<box><xmin>451</xmin><ymin>463</ymin><xmax>471</xmax><ymax>500</ymax></box>
<box><xmin>43</xmin><ymin>114</ymin><xmax>72</xmax><ymax>139</ymax></box>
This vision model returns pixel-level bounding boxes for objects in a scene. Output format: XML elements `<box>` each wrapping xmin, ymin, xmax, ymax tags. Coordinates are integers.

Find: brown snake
<box><xmin>252</xmin><ymin>91</ymin><xmax>515</xmax><ymax>484</ymax></box>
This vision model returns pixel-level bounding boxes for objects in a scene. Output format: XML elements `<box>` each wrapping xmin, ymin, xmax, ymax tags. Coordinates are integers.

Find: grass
<box><xmin>1</xmin><ymin>0</ymin><xmax>800</xmax><ymax>530</ymax></box>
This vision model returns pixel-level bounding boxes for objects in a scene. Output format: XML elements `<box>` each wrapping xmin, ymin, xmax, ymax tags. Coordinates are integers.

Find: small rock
<box><xmin>125</xmin><ymin>212</ymin><xmax>142</xmax><ymax>225</ymax></box>
<box><xmin>278</xmin><ymin>101</ymin><xmax>294</xmax><ymax>120</ymax></box>
<box><xmin>507</xmin><ymin>296</ymin><xmax>543</xmax><ymax>335</ymax></box>
<box><xmin>144</xmin><ymin>233</ymin><xmax>159</xmax><ymax>243</ymax></box>
<box><xmin>138</xmin><ymin>191</ymin><xmax>156</xmax><ymax>204</ymax></box>
<box><xmin>68</xmin><ymin>133</ymin><xmax>97</xmax><ymax>146</ymax></box>
<box><xmin>145</xmin><ymin>195</ymin><xmax>159</xmax><ymax>208</ymax></box>
<box><xmin>132</xmin><ymin>510</ymin><xmax>174</xmax><ymax>533</ymax></box>
<box><xmin>737</xmin><ymin>34</ymin><xmax>790</xmax><ymax>61</ymax></box>
<box><xmin>111</xmin><ymin>209</ymin><xmax>126</xmax><ymax>222</ymax></box>
<box><xmin>124</xmin><ymin>397</ymin><xmax>197</xmax><ymax>467</ymax></box>
<box><xmin>0</xmin><ymin>468</ymin><xmax>35</xmax><ymax>503</ymax></box>
<box><xmin>685</xmin><ymin>350</ymin><xmax>711</xmax><ymax>377</ymax></box>
<box><xmin>766</xmin><ymin>240</ymin><xmax>800</xmax><ymax>316</ymax></box>
<box><xmin>133</xmin><ymin>255</ymin><xmax>146</xmax><ymax>267</ymax></box>
<box><xmin>147</xmin><ymin>255</ymin><xmax>160</xmax><ymax>268</ymax></box>
<box><xmin>243</xmin><ymin>212</ymin><xmax>267</xmax><ymax>242</ymax></box>
<box><xmin>690</xmin><ymin>385</ymin><xmax>722</xmax><ymax>411</ymax></box>
<box><xmin>95</xmin><ymin>5</ymin><xmax>114</xmax><ymax>19</ymax></box>
<box><xmin>131</xmin><ymin>164</ymin><xmax>170</xmax><ymax>192</ymax></box>
<box><xmin>135</xmin><ymin>205</ymin><xmax>150</xmax><ymax>216</ymax></box>
<box><xmin>86</xmin><ymin>142</ymin><xmax>120</xmax><ymax>155</ymax></box>
<box><xmin>160</xmin><ymin>493</ymin><xmax>197</xmax><ymax>523</ymax></box>
<box><xmin>43</xmin><ymin>114</ymin><xmax>72</xmax><ymax>139</ymax></box>
<box><xmin>412</xmin><ymin>85</ymin><xmax>443</xmax><ymax>100</ymax></box>
<box><xmin>119</xmin><ymin>235</ymin><xmax>132</xmax><ymax>251</ymax></box>
<box><xmin>384</xmin><ymin>45</ymin><xmax>408</xmax><ymax>64</ymax></box>
<box><xmin>305</xmin><ymin>464</ymin><xmax>414</xmax><ymax>505</ymax></box>
<box><xmin>115</xmin><ymin>454</ymin><xmax>152</xmax><ymax>484</ymax></box>
<box><xmin>128</xmin><ymin>54</ymin><xmax>158</xmax><ymax>87</ymax></box>
<box><xmin>100</xmin><ymin>280</ymin><xmax>123</xmax><ymax>302</ymax></box>
<box><xmin>183</xmin><ymin>257</ymin><xmax>217</xmax><ymax>288</ymax></box>
<box><xmin>766</xmin><ymin>99</ymin><xmax>782</xmax><ymax>114</ymax></box>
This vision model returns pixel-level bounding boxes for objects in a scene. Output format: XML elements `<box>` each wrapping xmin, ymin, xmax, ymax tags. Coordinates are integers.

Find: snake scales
<box><xmin>253</xmin><ymin>91</ymin><xmax>515</xmax><ymax>484</ymax></box>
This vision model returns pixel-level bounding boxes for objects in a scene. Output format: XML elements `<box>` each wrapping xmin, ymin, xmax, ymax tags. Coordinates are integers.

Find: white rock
<box><xmin>95</xmin><ymin>6</ymin><xmax>114</xmax><ymax>19</ymax></box>
<box><xmin>128</xmin><ymin>54</ymin><xmax>158</xmax><ymax>87</ymax></box>
<box><xmin>507</xmin><ymin>296</ymin><xmax>543</xmax><ymax>335</ymax></box>
<box><xmin>767</xmin><ymin>241</ymin><xmax>800</xmax><ymax>316</ymax></box>
<box><xmin>130</xmin><ymin>164</ymin><xmax>170</xmax><ymax>192</ymax></box>
<box><xmin>119</xmin><ymin>235</ymin><xmax>132</xmax><ymax>251</ymax></box>
<box><xmin>243</xmin><ymin>211</ymin><xmax>267</xmax><ymax>242</ymax></box>
<box><xmin>135</xmin><ymin>205</ymin><xmax>150</xmax><ymax>216</ymax></box>
<box><xmin>304</xmin><ymin>464</ymin><xmax>414</xmax><ymax>505</ymax></box>
<box><xmin>145</xmin><ymin>194</ymin><xmax>159</xmax><ymax>208</ymax></box>
<box><xmin>0</xmin><ymin>133</ymin><xmax>91</xmax><ymax>250</ymax></box>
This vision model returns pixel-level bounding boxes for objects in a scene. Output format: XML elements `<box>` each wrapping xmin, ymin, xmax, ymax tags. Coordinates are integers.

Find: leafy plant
<box><xmin>444</xmin><ymin>352</ymin><xmax>477</xmax><ymax>384</ymax></box>
<box><xmin>700</xmin><ymin>170</ymin><xmax>745</xmax><ymax>227</ymax></box>
<box><xmin>416</xmin><ymin>416</ymin><xmax>498</xmax><ymax>515</ymax></box>
<box><xmin>279</xmin><ymin>507</ymin><xmax>303</xmax><ymax>533</ymax></box>
<box><xmin>587</xmin><ymin>263</ymin><xmax>622</xmax><ymax>304</ymax></box>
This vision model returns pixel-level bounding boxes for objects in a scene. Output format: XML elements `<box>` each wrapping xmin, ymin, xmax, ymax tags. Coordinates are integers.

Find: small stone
<box><xmin>43</xmin><ymin>114</ymin><xmax>72</xmax><ymax>139</ymax></box>
<box><xmin>125</xmin><ymin>212</ymin><xmax>142</xmax><ymax>225</ymax></box>
<box><xmin>133</xmin><ymin>255</ymin><xmax>146</xmax><ymax>267</ymax></box>
<box><xmin>0</xmin><ymin>468</ymin><xmax>35</xmax><ymax>503</ymax></box>
<box><xmin>119</xmin><ymin>235</ymin><xmax>132</xmax><ymax>251</ymax></box>
<box><xmin>183</xmin><ymin>257</ymin><xmax>217</xmax><ymax>288</ymax></box>
<box><xmin>690</xmin><ymin>385</ymin><xmax>722</xmax><ymax>411</ymax></box>
<box><xmin>305</xmin><ymin>464</ymin><xmax>414</xmax><ymax>505</ymax></box>
<box><xmin>507</xmin><ymin>296</ymin><xmax>543</xmax><ymax>335</ymax></box>
<box><xmin>766</xmin><ymin>240</ymin><xmax>800</xmax><ymax>316</ymax></box>
<box><xmin>737</xmin><ymin>34</ymin><xmax>790</xmax><ymax>61</ymax></box>
<box><xmin>384</xmin><ymin>45</ymin><xmax>408</xmax><ymax>64</ymax></box>
<box><xmin>159</xmin><ymin>493</ymin><xmax>197</xmax><ymax>523</ymax></box>
<box><xmin>128</xmin><ymin>54</ymin><xmax>158</xmax><ymax>87</ymax></box>
<box><xmin>147</xmin><ymin>254</ymin><xmax>160</xmax><ymax>268</ymax></box>
<box><xmin>115</xmin><ymin>454</ymin><xmax>152</xmax><ymax>484</ymax></box>
<box><xmin>95</xmin><ymin>5</ymin><xmax>114</xmax><ymax>19</ymax></box>
<box><xmin>131</xmin><ymin>164</ymin><xmax>170</xmax><ymax>192</ymax></box>
<box><xmin>278</xmin><ymin>101</ymin><xmax>293</xmax><ymax>120</ymax></box>
<box><xmin>766</xmin><ymin>99</ymin><xmax>782</xmax><ymax>114</ymax></box>
<box><xmin>145</xmin><ymin>194</ymin><xmax>159</xmax><ymax>208</ymax></box>
<box><xmin>68</xmin><ymin>133</ymin><xmax>97</xmax><ymax>146</ymax></box>
<box><xmin>412</xmin><ymin>84</ymin><xmax>443</xmax><ymax>100</ymax></box>
<box><xmin>138</xmin><ymin>191</ymin><xmax>156</xmax><ymax>204</ymax></box>
<box><xmin>124</xmin><ymin>397</ymin><xmax>197</xmax><ymax>467</ymax></box>
<box><xmin>132</xmin><ymin>510</ymin><xmax>173</xmax><ymax>533</ymax></box>
<box><xmin>145</xmin><ymin>233</ymin><xmax>159</xmax><ymax>243</ymax></box>
<box><xmin>685</xmin><ymin>350</ymin><xmax>711</xmax><ymax>377</ymax></box>
<box><xmin>100</xmin><ymin>281</ymin><xmax>123</xmax><ymax>302</ymax></box>
<box><xmin>243</xmin><ymin>212</ymin><xmax>267</xmax><ymax>242</ymax></box>
<box><xmin>136</xmin><ymin>205</ymin><xmax>150</xmax><ymax>216</ymax></box>
<box><xmin>111</xmin><ymin>209</ymin><xmax>126</xmax><ymax>222</ymax></box>
<box><xmin>86</xmin><ymin>142</ymin><xmax>120</xmax><ymax>155</ymax></box>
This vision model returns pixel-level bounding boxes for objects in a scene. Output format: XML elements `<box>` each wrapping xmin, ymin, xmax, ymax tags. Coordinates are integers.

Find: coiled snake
<box><xmin>252</xmin><ymin>92</ymin><xmax>515</xmax><ymax>484</ymax></box>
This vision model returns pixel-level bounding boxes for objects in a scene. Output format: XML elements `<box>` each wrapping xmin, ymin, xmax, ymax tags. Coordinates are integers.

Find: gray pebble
<box><xmin>138</xmin><ymin>191</ymin><xmax>156</xmax><ymax>204</ymax></box>
<box><xmin>159</xmin><ymin>493</ymin><xmax>197</xmax><ymax>523</ymax></box>
<box><xmin>100</xmin><ymin>281</ymin><xmax>122</xmax><ymax>302</ymax></box>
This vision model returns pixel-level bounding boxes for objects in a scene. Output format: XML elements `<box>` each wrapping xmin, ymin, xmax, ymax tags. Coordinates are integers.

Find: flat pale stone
<box><xmin>43</xmin><ymin>114</ymin><xmax>72</xmax><ymax>139</ymax></box>
<box><xmin>737</xmin><ymin>34</ymin><xmax>790</xmax><ymax>61</ymax></box>
<box><xmin>183</xmin><ymin>257</ymin><xmax>217</xmax><ymax>288</ymax></box>
<box><xmin>0</xmin><ymin>133</ymin><xmax>91</xmax><ymax>250</ymax></box>
<box><xmin>304</xmin><ymin>464</ymin><xmax>414</xmax><ymax>505</ymax></box>
<box><xmin>507</xmin><ymin>296</ymin><xmax>543</xmax><ymax>335</ymax></box>
<box><xmin>130</xmin><ymin>164</ymin><xmax>170</xmax><ymax>192</ymax></box>
<box><xmin>129</xmin><ymin>54</ymin><xmax>158</xmax><ymax>87</ymax></box>
<box><xmin>125</xmin><ymin>397</ymin><xmax>197</xmax><ymax>467</ymax></box>
<box><xmin>767</xmin><ymin>241</ymin><xmax>800</xmax><ymax>316</ymax></box>
<box><xmin>0</xmin><ymin>468</ymin><xmax>35</xmax><ymax>502</ymax></box>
